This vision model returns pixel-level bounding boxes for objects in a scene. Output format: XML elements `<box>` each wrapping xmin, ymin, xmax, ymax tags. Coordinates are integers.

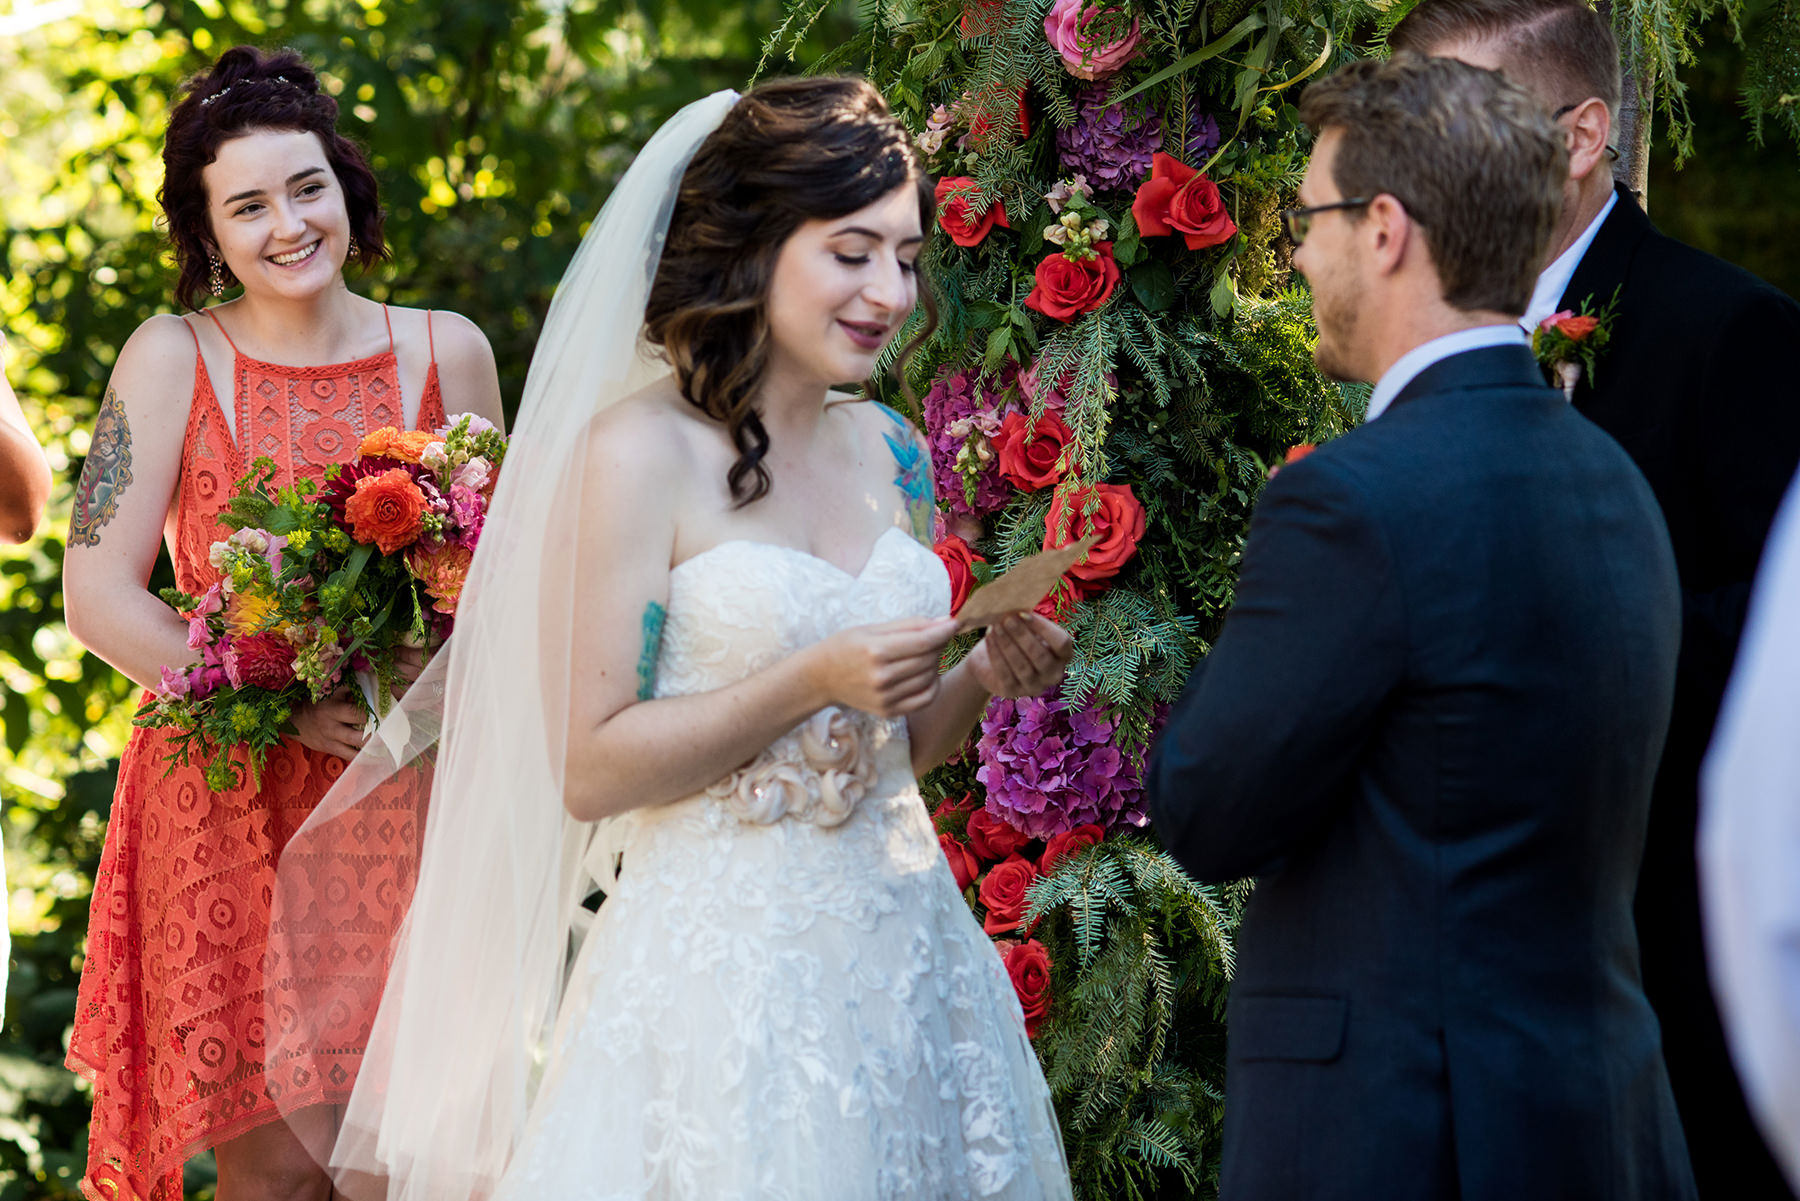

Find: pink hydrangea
<box><xmin>975</xmin><ymin>691</ymin><xmax>1164</xmax><ymax>839</ymax></box>
<box><xmin>922</xmin><ymin>364</ymin><xmax>1021</xmax><ymax>518</ymax></box>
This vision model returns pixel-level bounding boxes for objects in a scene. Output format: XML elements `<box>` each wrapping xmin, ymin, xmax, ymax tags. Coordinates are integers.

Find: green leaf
<box><xmin>1129</xmin><ymin>261</ymin><xmax>1177</xmax><ymax>313</ymax></box>
<box><xmin>1111</xmin><ymin>210</ymin><xmax>1144</xmax><ymax>268</ymax></box>
<box><xmin>1209</xmin><ymin>268</ymin><xmax>1238</xmax><ymax>317</ymax></box>
<box><xmin>983</xmin><ymin>323</ymin><xmax>1013</xmax><ymax>372</ymax></box>
<box><xmin>1113</xmin><ymin>11</ymin><xmax>1267</xmax><ymax>105</ymax></box>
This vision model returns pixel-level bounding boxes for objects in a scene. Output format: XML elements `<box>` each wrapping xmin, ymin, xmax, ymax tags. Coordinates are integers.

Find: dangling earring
<box><xmin>208</xmin><ymin>254</ymin><xmax>225</xmax><ymax>298</ymax></box>
<box><xmin>347</xmin><ymin>235</ymin><xmax>360</xmax><ymax>260</ymax></box>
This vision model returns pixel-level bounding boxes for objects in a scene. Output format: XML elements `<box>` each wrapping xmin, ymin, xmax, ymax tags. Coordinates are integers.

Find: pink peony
<box><xmin>1044</xmin><ymin>0</ymin><xmax>1142</xmax><ymax>81</ymax></box>
<box><xmin>224</xmin><ymin>632</ymin><xmax>298</xmax><ymax>691</ymax></box>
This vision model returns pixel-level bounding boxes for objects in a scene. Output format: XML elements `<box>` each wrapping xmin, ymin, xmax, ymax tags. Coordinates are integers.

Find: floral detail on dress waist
<box><xmin>705</xmin><ymin>707</ymin><xmax>901</xmax><ymax>827</ymax></box>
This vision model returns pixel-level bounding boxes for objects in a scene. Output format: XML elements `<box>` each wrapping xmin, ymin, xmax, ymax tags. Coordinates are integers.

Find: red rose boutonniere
<box><xmin>1532</xmin><ymin>287</ymin><xmax>1620</xmax><ymax>400</ymax></box>
<box><xmin>1131</xmin><ymin>152</ymin><xmax>1238</xmax><ymax>251</ymax></box>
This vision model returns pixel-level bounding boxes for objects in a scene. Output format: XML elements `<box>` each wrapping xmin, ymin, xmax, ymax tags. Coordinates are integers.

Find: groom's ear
<box><xmin>1564</xmin><ymin>97</ymin><xmax>1613</xmax><ymax>182</ymax></box>
<box><xmin>1364</xmin><ymin>193</ymin><xmax>1413</xmax><ymax>279</ymax></box>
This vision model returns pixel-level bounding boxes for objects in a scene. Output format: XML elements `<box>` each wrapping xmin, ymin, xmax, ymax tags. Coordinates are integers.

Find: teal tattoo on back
<box><xmin>875</xmin><ymin>404</ymin><xmax>934</xmax><ymax>546</ymax></box>
<box><xmin>636</xmin><ymin>600</ymin><xmax>667</xmax><ymax>701</ymax></box>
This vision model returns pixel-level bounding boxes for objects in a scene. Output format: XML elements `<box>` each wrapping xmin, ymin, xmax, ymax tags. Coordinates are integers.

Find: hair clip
<box><xmin>200</xmin><ymin>85</ymin><xmax>231</xmax><ymax>106</ymax></box>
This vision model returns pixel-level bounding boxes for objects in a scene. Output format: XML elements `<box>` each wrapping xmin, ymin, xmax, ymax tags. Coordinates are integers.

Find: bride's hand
<box><xmin>806</xmin><ymin>616</ymin><xmax>959</xmax><ymax>717</ymax></box>
<box><xmin>291</xmin><ymin>687</ymin><xmax>369</xmax><ymax>760</ymax></box>
<box><xmin>965</xmin><ymin>613</ymin><xmax>1073</xmax><ymax>698</ymax></box>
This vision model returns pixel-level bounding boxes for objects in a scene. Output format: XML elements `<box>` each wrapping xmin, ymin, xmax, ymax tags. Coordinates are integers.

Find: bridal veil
<box><xmin>265</xmin><ymin>89</ymin><xmax>740</xmax><ymax>1200</ymax></box>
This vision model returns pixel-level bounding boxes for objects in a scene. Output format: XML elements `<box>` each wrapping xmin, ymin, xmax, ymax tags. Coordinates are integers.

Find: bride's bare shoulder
<box><xmin>580</xmin><ymin>372</ymin><xmax>709</xmax><ymax>486</ymax></box>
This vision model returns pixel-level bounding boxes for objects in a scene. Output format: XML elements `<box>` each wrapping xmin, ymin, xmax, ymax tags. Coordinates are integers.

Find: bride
<box><xmin>267</xmin><ymin>79</ymin><xmax>1076</xmax><ymax>1200</ymax></box>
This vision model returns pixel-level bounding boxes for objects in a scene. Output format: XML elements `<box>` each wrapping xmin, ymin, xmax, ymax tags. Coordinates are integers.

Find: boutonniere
<box><xmin>1532</xmin><ymin>287</ymin><xmax>1621</xmax><ymax>400</ymax></box>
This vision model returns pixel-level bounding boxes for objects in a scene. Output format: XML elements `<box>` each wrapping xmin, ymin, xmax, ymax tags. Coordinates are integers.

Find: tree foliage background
<box><xmin>0</xmin><ymin>0</ymin><xmax>1794</xmax><ymax>1197</ymax></box>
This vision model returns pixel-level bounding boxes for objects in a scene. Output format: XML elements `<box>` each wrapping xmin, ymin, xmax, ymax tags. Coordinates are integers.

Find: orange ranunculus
<box><xmin>359</xmin><ymin>427</ymin><xmax>439</xmax><ymax>465</ymax></box>
<box><xmin>1553</xmin><ymin>314</ymin><xmax>1600</xmax><ymax>341</ymax></box>
<box><xmin>345</xmin><ymin>469</ymin><xmax>428</xmax><ymax>554</ymax></box>
<box><xmin>407</xmin><ymin>542</ymin><xmax>475</xmax><ymax>615</ymax></box>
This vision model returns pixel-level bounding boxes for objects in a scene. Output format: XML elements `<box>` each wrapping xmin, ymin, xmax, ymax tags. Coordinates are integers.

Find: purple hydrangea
<box><xmin>1185</xmin><ymin>110</ymin><xmax>1221</xmax><ymax>161</ymax></box>
<box><xmin>1055</xmin><ymin>86</ymin><xmax>1163</xmax><ymax>192</ymax></box>
<box><xmin>922</xmin><ymin>364</ymin><xmax>1020</xmax><ymax>518</ymax></box>
<box><xmin>975</xmin><ymin>692</ymin><xmax>1163</xmax><ymax>839</ymax></box>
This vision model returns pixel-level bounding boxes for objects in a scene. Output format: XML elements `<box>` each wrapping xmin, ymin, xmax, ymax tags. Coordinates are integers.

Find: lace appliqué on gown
<box><xmin>494</xmin><ymin>529</ymin><xmax>1071</xmax><ymax>1201</ymax></box>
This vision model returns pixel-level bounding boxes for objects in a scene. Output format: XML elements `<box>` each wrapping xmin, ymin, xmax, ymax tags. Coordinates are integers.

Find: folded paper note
<box><xmin>955</xmin><ymin>535</ymin><xmax>1099</xmax><ymax>631</ymax></box>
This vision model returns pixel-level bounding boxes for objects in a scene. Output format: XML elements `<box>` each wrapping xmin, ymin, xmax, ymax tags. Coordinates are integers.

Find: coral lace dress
<box><xmin>68</xmin><ymin>307</ymin><xmax>447</xmax><ymax>1201</ymax></box>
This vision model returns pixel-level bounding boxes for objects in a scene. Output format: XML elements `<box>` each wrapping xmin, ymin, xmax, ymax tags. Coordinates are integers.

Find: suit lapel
<box><xmin>1388</xmin><ymin>345</ymin><xmax>1549</xmax><ymax>412</ymax></box>
<box><xmin>1558</xmin><ymin>184</ymin><xmax>1651</xmax><ymax>315</ymax></box>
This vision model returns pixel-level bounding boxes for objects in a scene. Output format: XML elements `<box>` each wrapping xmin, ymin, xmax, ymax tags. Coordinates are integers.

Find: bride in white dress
<box><xmin>266</xmin><ymin>80</ymin><xmax>1075</xmax><ymax>1201</ymax></box>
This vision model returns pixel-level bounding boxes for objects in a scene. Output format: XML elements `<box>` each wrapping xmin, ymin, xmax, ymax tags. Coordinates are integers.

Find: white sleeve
<box><xmin>1701</xmin><ymin>468</ymin><xmax>1800</xmax><ymax>1194</ymax></box>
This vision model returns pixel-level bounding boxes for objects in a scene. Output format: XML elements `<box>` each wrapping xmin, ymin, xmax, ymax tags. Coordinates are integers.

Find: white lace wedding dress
<box><xmin>493</xmin><ymin>527</ymin><xmax>1073</xmax><ymax>1200</ymax></box>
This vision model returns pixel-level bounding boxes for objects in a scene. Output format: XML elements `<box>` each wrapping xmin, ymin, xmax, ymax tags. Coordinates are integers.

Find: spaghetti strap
<box><xmin>383</xmin><ymin>304</ymin><xmax>396</xmax><ymax>354</ymax></box>
<box><xmin>204</xmin><ymin>308</ymin><xmax>242</xmax><ymax>355</ymax></box>
<box><xmin>425</xmin><ymin>310</ymin><xmax>436</xmax><ymax>366</ymax></box>
<box><xmin>179</xmin><ymin>315</ymin><xmax>201</xmax><ymax>352</ymax></box>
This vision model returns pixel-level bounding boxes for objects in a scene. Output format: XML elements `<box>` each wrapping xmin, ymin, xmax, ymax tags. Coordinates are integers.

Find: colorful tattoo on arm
<box><xmin>70</xmin><ymin>386</ymin><xmax>134</xmax><ymax>547</ymax></box>
<box><xmin>636</xmin><ymin>600</ymin><xmax>667</xmax><ymax>702</ymax></box>
<box><xmin>876</xmin><ymin>404</ymin><xmax>935</xmax><ymax>546</ymax></box>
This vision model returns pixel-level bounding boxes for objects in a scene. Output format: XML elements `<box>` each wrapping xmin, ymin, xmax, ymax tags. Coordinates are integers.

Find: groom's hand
<box><xmin>967</xmin><ymin>613</ymin><xmax>1073</xmax><ymax>698</ymax></box>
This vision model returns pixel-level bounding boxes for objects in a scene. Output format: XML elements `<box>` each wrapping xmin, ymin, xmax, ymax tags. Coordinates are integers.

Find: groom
<box><xmin>1147</xmin><ymin>54</ymin><xmax>1696</xmax><ymax>1200</ymax></box>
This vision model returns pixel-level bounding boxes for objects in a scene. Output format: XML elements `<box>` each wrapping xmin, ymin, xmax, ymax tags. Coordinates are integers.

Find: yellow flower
<box><xmin>225</xmin><ymin>589</ymin><xmax>281</xmax><ymax>636</ymax></box>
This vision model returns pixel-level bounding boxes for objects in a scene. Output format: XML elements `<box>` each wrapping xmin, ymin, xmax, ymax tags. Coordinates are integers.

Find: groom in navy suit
<box><xmin>1147</xmin><ymin>54</ymin><xmax>1696</xmax><ymax>1200</ymax></box>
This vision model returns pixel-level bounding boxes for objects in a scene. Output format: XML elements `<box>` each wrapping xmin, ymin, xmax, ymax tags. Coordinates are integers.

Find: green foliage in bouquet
<box><xmin>767</xmin><ymin>1</ymin><xmax>1375</xmax><ymax>1193</ymax></box>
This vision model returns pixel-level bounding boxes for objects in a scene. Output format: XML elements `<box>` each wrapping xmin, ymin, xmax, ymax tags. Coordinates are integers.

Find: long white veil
<box><xmin>265</xmin><ymin>89</ymin><xmax>739</xmax><ymax>1200</ymax></box>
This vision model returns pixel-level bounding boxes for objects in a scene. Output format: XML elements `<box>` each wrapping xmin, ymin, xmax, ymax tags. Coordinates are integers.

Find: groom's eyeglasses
<box><xmin>1550</xmin><ymin>101</ymin><xmax>1622</xmax><ymax>162</ymax></box>
<box><xmin>1281</xmin><ymin>199</ymin><xmax>1371</xmax><ymax>246</ymax></box>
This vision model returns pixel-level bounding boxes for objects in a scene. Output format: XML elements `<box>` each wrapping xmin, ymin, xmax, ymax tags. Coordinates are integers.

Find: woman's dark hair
<box><xmin>644</xmin><ymin>76</ymin><xmax>938</xmax><ymax>507</ymax></box>
<box><xmin>162</xmin><ymin>46</ymin><xmax>387</xmax><ymax>311</ymax></box>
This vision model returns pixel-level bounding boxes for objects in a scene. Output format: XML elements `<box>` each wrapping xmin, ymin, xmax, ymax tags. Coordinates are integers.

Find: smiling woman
<box><xmin>56</xmin><ymin>44</ymin><xmax>505</xmax><ymax>1201</ymax></box>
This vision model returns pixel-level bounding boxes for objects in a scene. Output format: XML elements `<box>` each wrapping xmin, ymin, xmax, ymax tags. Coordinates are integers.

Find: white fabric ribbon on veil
<box><xmin>264</xmin><ymin>90</ymin><xmax>740</xmax><ymax>1201</ymax></box>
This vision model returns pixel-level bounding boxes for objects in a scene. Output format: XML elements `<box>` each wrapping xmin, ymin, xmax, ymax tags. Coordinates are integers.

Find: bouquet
<box><xmin>136</xmin><ymin>414</ymin><xmax>507</xmax><ymax>790</ymax></box>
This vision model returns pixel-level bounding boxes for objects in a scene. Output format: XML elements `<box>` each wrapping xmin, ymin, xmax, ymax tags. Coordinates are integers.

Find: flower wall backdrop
<box><xmin>767</xmin><ymin>1</ymin><xmax>1374</xmax><ymax>1194</ymax></box>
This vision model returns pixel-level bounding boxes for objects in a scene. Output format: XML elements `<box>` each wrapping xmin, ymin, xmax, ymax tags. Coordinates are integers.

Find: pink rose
<box><xmin>1044</xmin><ymin>0</ymin><xmax>1142</xmax><ymax>81</ymax></box>
<box><xmin>1538</xmin><ymin>309</ymin><xmax>1576</xmax><ymax>331</ymax></box>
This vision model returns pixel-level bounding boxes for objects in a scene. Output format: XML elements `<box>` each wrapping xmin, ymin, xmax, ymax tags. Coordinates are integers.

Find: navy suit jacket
<box><xmin>1148</xmin><ymin>345</ymin><xmax>1696</xmax><ymax>1201</ymax></box>
<box><xmin>1563</xmin><ymin>189</ymin><xmax>1800</xmax><ymax>1199</ymax></box>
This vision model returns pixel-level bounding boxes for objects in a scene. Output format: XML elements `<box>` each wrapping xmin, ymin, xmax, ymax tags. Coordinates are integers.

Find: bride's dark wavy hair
<box><xmin>644</xmin><ymin>77</ymin><xmax>938</xmax><ymax>507</ymax></box>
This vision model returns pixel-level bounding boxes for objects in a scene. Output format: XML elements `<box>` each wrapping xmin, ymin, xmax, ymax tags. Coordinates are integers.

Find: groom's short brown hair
<box><xmin>1389</xmin><ymin>0</ymin><xmax>1621</xmax><ymax>114</ymax></box>
<box><xmin>1300</xmin><ymin>53</ymin><xmax>1565</xmax><ymax>314</ymax></box>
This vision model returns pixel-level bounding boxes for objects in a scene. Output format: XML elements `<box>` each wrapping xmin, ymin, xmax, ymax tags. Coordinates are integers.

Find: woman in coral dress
<box><xmin>61</xmin><ymin>47</ymin><xmax>504</xmax><ymax>1201</ymax></box>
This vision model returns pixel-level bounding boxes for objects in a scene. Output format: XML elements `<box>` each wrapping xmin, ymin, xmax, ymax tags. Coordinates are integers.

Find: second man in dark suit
<box><xmin>1147</xmin><ymin>53</ymin><xmax>1695</xmax><ymax>1200</ymax></box>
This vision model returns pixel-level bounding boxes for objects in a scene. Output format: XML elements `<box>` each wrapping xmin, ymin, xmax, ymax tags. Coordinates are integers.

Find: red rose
<box><xmin>960</xmin><ymin>0</ymin><xmax>1011</xmax><ymax>38</ymax></box>
<box><xmin>1003</xmin><ymin>938</ymin><xmax>1053</xmax><ymax>1036</ymax></box>
<box><xmin>1034</xmin><ymin>575</ymin><xmax>1082</xmax><ymax>622</ymax></box>
<box><xmin>932</xmin><ymin>790</ymin><xmax>981</xmax><ymax>826</ymax></box>
<box><xmin>933</xmin><ymin>534</ymin><xmax>984</xmax><ymax>615</ymax></box>
<box><xmin>993</xmin><ymin>409</ymin><xmax>1076</xmax><ymax>492</ymax></box>
<box><xmin>1043</xmin><ymin>482</ymin><xmax>1147</xmax><ymax>589</ymax></box>
<box><xmin>936</xmin><ymin>177</ymin><xmax>1011</xmax><ymax>248</ymax></box>
<box><xmin>939</xmin><ymin>834</ymin><xmax>980</xmax><ymax>891</ymax></box>
<box><xmin>966</xmin><ymin>85</ymin><xmax>1031</xmax><ymax>149</ymax></box>
<box><xmin>1025</xmin><ymin>242</ymin><xmax>1121</xmax><ymax>322</ymax></box>
<box><xmin>968</xmin><ymin>807</ymin><xmax>1032</xmax><ymax>862</ymax></box>
<box><xmin>1131</xmin><ymin>152</ymin><xmax>1239</xmax><ymax>251</ymax></box>
<box><xmin>1040</xmin><ymin>823</ymin><xmax>1105</xmax><ymax>873</ymax></box>
<box><xmin>979</xmin><ymin>853</ymin><xmax>1040</xmax><ymax>935</ymax></box>
<box><xmin>225</xmin><ymin>631</ymin><xmax>297</xmax><ymax>691</ymax></box>
<box><xmin>1554</xmin><ymin>314</ymin><xmax>1599</xmax><ymax>340</ymax></box>
<box><xmin>345</xmin><ymin>468</ymin><xmax>428</xmax><ymax>554</ymax></box>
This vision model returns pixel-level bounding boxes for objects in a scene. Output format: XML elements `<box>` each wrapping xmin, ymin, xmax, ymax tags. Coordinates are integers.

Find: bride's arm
<box><xmin>562</xmin><ymin>411</ymin><xmax>958</xmax><ymax>822</ymax></box>
<box><xmin>904</xmin><ymin>615</ymin><xmax>1073</xmax><ymax>776</ymax></box>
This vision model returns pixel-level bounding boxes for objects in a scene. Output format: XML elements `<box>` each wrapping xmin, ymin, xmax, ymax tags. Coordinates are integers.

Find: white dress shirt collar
<box><xmin>1364</xmin><ymin>324</ymin><xmax>1530</xmax><ymax>423</ymax></box>
<box><xmin>1521</xmin><ymin>189</ymin><xmax>1618</xmax><ymax>332</ymax></box>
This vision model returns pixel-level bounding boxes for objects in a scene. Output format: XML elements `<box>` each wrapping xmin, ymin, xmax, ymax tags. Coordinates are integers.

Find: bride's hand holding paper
<box><xmin>966</xmin><ymin>612</ymin><xmax>1074</xmax><ymax>699</ymax></box>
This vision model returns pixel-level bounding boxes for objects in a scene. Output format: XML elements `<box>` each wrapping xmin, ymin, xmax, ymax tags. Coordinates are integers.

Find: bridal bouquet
<box><xmin>136</xmin><ymin>414</ymin><xmax>506</xmax><ymax>790</ymax></box>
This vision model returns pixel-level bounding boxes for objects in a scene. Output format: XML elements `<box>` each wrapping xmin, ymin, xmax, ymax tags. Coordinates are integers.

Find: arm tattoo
<box><xmin>876</xmin><ymin>404</ymin><xmax>935</xmax><ymax>546</ymax></box>
<box><xmin>636</xmin><ymin>600</ymin><xmax>667</xmax><ymax>702</ymax></box>
<box><xmin>70</xmin><ymin>386</ymin><xmax>134</xmax><ymax>547</ymax></box>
